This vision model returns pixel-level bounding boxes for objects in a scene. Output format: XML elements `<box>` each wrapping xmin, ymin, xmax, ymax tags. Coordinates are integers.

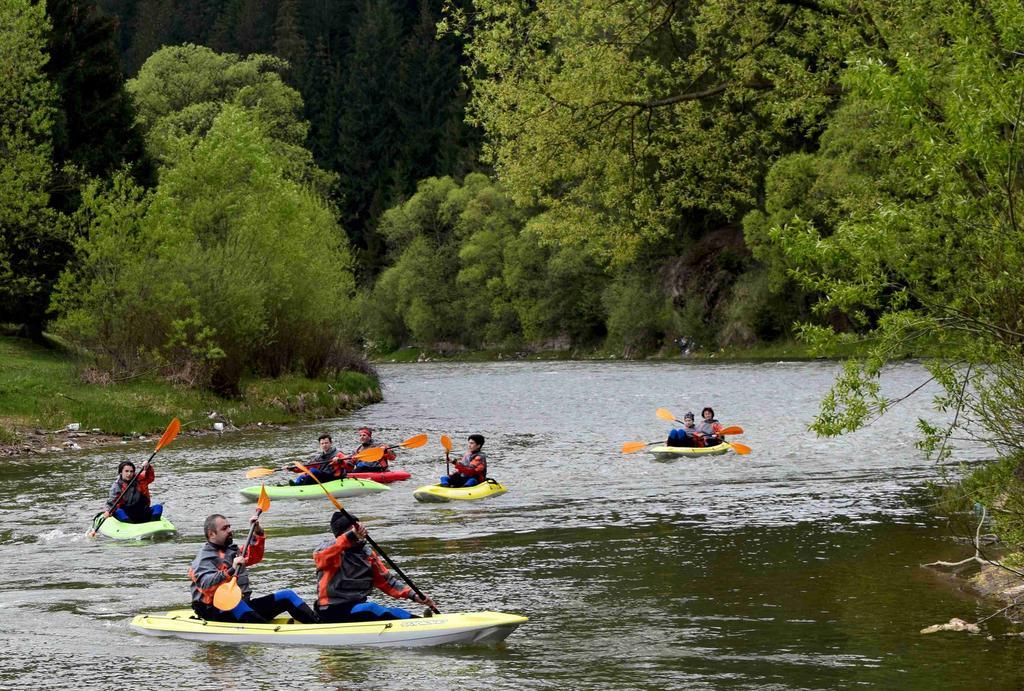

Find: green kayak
<box><xmin>93</xmin><ymin>513</ymin><xmax>177</xmax><ymax>540</ymax></box>
<box><xmin>239</xmin><ymin>478</ymin><xmax>389</xmax><ymax>502</ymax></box>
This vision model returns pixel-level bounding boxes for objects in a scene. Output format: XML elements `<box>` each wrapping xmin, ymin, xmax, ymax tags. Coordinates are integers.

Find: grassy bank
<box><xmin>0</xmin><ymin>336</ymin><xmax>380</xmax><ymax>448</ymax></box>
<box><xmin>370</xmin><ymin>339</ymin><xmax>924</xmax><ymax>364</ymax></box>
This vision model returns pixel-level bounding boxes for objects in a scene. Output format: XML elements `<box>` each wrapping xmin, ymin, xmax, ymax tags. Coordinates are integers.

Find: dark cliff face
<box><xmin>662</xmin><ymin>225</ymin><xmax>753</xmax><ymax>346</ymax></box>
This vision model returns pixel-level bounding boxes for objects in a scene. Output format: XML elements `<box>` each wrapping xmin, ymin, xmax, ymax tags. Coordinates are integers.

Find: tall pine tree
<box><xmin>335</xmin><ymin>0</ymin><xmax>405</xmax><ymax>267</ymax></box>
<box><xmin>46</xmin><ymin>0</ymin><xmax>150</xmax><ymax>206</ymax></box>
<box><xmin>273</xmin><ymin>0</ymin><xmax>308</xmax><ymax>86</ymax></box>
<box><xmin>0</xmin><ymin>1</ymin><xmax>63</xmax><ymax>338</ymax></box>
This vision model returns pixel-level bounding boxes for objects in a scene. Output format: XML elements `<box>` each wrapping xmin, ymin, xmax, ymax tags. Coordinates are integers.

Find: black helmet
<box><xmin>331</xmin><ymin>511</ymin><xmax>359</xmax><ymax>537</ymax></box>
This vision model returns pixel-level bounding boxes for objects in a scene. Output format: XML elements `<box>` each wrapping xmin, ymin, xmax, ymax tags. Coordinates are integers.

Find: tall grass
<box><xmin>0</xmin><ymin>336</ymin><xmax>379</xmax><ymax>439</ymax></box>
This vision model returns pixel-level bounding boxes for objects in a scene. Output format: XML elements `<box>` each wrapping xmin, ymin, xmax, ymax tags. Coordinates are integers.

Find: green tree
<box><xmin>762</xmin><ymin>1</ymin><xmax>1024</xmax><ymax>467</ymax></box>
<box><xmin>0</xmin><ymin>0</ymin><xmax>63</xmax><ymax>339</ymax></box>
<box><xmin>127</xmin><ymin>45</ymin><xmax>308</xmax><ymax>170</ymax></box>
<box><xmin>447</xmin><ymin>0</ymin><xmax>856</xmax><ymax>262</ymax></box>
<box><xmin>46</xmin><ymin>0</ymin><xmax>151</xmax><ymax>210</ymax></box>
<box><xmin>335</xmin><ymin>0</ymin><xmax>405</xmax><ymax>259</ymax></box>
<box><xmin>273</xmin><ymin>0</ymin><xmax>308</xmax><ymax>86</ymax></box>
<box><xmin>54</xmin><ymin>105</ymin><xmax>356</xmax><ymax>394</ymax></box>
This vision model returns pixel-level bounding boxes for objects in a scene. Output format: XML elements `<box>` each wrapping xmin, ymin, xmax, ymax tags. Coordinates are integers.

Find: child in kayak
<box><xmin>190</xmin><ymin>513</ymin><xmax>319</xmax><ymax>624</ymax></box>
<box><xmin>666</xmin><ymin>412</ymin><xmax>698</xmax><ymax>447</ymax></box>
<box><xmin>290</xmin><ymin>433</ymin><xmax>346</xmax><ymax>485</ymax></box>
<box><xmin>349</xmin><ymin>427</ymin><xmax>395</xmax><ymax>473</ymax></box>
<box><xmin>694</xmin><ymin>407</ymin><xmax>724</xmax><ymax>446</ymax></box>
<box><xmin>102</xmin><ymin>460</ymin><xmax>163</xmax><ymax>523</ymax></box>
<box><xmin>313</xmin><ymin>511</ymin><xmax>435</xmax><ymax>622</ymax></box>
<box><xmin>440</xmin><ymin>434</ymin><xmax>487</xmax><ymax>487</ymax></box>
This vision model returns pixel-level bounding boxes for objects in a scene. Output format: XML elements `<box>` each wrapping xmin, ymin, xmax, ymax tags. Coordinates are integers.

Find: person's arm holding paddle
<box><xmin>189</xmin><ymin>512</ymin><xmax>266</xmax><ymax>611</ymax></box>
<box><xmin>365</xmin><ymin>521</ymin><xmax>436</xmax><ymax>610</ymax></box>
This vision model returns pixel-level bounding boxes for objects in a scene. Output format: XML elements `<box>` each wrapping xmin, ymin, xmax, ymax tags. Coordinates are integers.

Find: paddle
<box><xmin>294</xmin><ymin>461</ymin><xmax>440</xmax><ymax>614</ymax></box>
<box><xmin>441</xmin><ymin>435</ymin><xmax>452</xmax><ymax>475</ymax></box>
<box><xmin>620</xmin><ymin>439</ymin><xmax>751</xmax><ymax>455</ymax></box>
<box><xmin>245</xmin><ymin>446</ymin><xmax>385</xmax><ymax>479</ymax></box>
<box><xmin>212</xmin><ymin>484</ymin><xmax>271</xmax><ymax>611</ymax></box>
<box><xmin>88</xmin><ymin>417</ymin><xmax>181</xmax><ymax>537</ymax></box>
<box><xmin>655</xmin><ymin>408</ymin><xmax>743</xmax><ymax>436</ymax></box>
<box><xmin>385</xmin><ymin>433</ymin><xmax>429</xmax><ymax>451</ymax></box>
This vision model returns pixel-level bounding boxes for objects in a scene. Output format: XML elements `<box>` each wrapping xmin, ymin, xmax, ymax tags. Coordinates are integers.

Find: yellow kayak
<box><xmin>131</xmin><ymin>608</ymin><xmax>526</xmax><ymax>647</ymax></box>
<box><xmin>413</xmin><ymin>479</ymin><xmax>508</xmax><ymax>503</ymax></box>
<box><xmin>647</xmin><ymin>442</ymin><xmax>732</xmax><ymax>459</ymax></box>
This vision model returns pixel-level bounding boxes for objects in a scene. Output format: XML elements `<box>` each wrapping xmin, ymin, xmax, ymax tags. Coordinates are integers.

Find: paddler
<box><xmin>349</xmin><ymin>427</ymin><xmax>395</xmax><ymax>472</ymax></box>
<box><xmin>290</xmin><ymin>433</ymin><xmax>346</xmax><ymax>485</ymax></box>
<box><xmin>694</xmin><ymin>407</ymin><xmax>724</xmax><ymax>446</ymax></box>
<box><xmin>439</xmin><ymin>434</ymin><xmax>487</xmax><ymax>487</ymax></box>
<box><xmin>102</xmin><ymin>460</ymin><xmax>163</xmax><ymax>523</ymax></box>
<box><xmin>189</xmin><ymin>513</ymin><xmax>319</xmax><ymax>624</ymax></box>
<box><xmin>313</xmin><ymin>511</ymin><xmax>435</xmax><ymax>622</ymax></box>
<box><xmin>666</xmin><ymin>412</ymin><xmax>698</xmax><ymax>447</ymax></box>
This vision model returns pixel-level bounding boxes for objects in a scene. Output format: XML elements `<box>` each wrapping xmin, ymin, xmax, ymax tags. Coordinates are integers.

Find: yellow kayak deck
<box><xmin>412</xmin><ymin>480</ymin><xmax>508</xmax><ymax>503</ymax></box>
<box><xmin>131</xmin><ymin>608</ymin><xmax>526</xmax><ymax>647</ymax></box>
<box><xmin>647</xmin><ymin>442</ymin><xmax>731</xmax><ymax>459</ymax></box>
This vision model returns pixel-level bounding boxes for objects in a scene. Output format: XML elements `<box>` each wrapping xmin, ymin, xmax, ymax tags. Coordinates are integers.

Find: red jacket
<box><xmin>314</xmin><ymin>531</ymin><xmax>411</xmax><ymax>606</ymax></box>
<box><xmin>454</xmin><ymin>451</ymin><xmax>487</xmax><ymax>482</ymax></box>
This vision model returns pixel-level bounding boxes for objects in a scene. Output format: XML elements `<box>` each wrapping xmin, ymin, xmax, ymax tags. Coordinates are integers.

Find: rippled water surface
<box><xmin>1</xmin><ymin>361</ymin><xmax>1021</xmax><ymax>690</ymax></box>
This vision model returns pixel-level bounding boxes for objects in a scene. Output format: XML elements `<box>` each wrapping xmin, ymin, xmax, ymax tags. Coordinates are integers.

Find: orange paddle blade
<box><xmin>655</xmin><ymin>408</ymin><xmax>677</xmax><ymax>422</ymax></box>
<box><xmin>399</xmin><ymin>433</ymin><xmax>428</xmax><ymax>449</ymax></box>
<box><xmin>719</xmin><ymin>426</ymin><xmax>744</xmax><ymax>436</ymax></box>
<box><xmin>213</xmin><ymin>576</ymin><xmax>243</xmax><ymax>610</ymax></box>
<box><xmin>155</xmin><ymin>417</ymin><xmax>181</xmax><ymax>452</ymax></box>
<box><xmin>441</xmin><ymin>435</ymin><xmax>452</xmax><ymax>452</ymax></box>
<box><xmin>353</xmin><ymin>447</ymin><xmax>384</xmax><ymax>462</ymax></box>
<box><xmin>245</xmin><ymin>467</ymin><xmax>276</xmax><ymax>479</ymax></box>
<box><xmin>621</xmin><ymin>441</ymin><xmax>649</xmax><ymax>454</ymax></box>
<box><xmin>294</xmin><ymin>462</ymin><xmax>345</xmax><ymax>511</ymax></box>
<box><xmin>729</xmin><ymin>441</ymin><xmax>752</xmax><ymax>455</ymax></box>
<box><xmin>257</xmin><ymin>484</ymin><xmax>271</xmax><ymax>512</ymax></box>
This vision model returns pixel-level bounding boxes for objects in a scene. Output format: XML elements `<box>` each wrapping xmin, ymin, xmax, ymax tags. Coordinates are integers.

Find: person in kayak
<box><xmin>313</xmin><ymin>511</ymin><xmax>435</xmax><ymax>622</ymax></box>
<box><xmin>190</xmin><ymin>513</ymin><xmax>319</xmax><ymax>624</ymax></box>
<box><xmin>440</xmin><ymin>434</ymin><xmax>487</xmax><ymax>487</ymax></box>
<box><xmin>290</xmin><ymin>433</ymin><xmax>346</xmax><ymax>485</ymax></box>
<box><xmin>101</xmin><ymin>460</ymin><xmax>163</xmax><ymax>523</ymax></box>
<box><xmin>349</xmin><ymin>427</ymin><xmax>395</xmax><ymax>473</ymax></box>
<box><xmin>666</xmin><ymin>412</ymin><xmax>698</xmax><ymax>447</ymax></box>
<box><xmin>694</xmin><ymin>407</ymin><xmax>724</xmax><ymax>446</ymax></box>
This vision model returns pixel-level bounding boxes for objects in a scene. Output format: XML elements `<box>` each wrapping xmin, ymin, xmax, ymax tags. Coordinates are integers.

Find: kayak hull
<box><xmin>648</xmin><ymin>442</ymin><xmax>731</xmax><ymax>459</ymax></box>
<box><xmin>347</xmin><ymin>470</ymin><xmax>411</xmax><ymax>484</ymax></box>
<box><xmin>95</xmin><ymin>515</ymin><xmax>177</xmax><ymax>540</ymax></box>
<box><xmin>130</xmin><ymin>609</ymin><xmax>527</xmax><ymax>647</ymax></box>
<box><xmin>240</xmin><ymin>478</ymin><xmax>389</xmax><ymax>501</ymax></box>
<box><xmin>413</xmin><ymin>480</ymin><xmax>507</xmax><ymax>503</ymax></box>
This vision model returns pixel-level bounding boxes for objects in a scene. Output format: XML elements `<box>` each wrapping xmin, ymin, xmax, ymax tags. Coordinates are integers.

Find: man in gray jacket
<box><xmin>189</xmin><ymin>513</ymin><xmax>318</xmax><ymax>624</ymax></box>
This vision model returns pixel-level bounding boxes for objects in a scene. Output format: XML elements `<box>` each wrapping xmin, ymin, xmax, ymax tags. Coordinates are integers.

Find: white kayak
<box><xmin>130</xmin><ymin>608</ymin><xmax>527</xmax><ymax>647</ymax></box>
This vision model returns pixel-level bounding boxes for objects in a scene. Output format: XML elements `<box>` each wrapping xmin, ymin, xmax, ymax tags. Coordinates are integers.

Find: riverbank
<box><xmin>0</xmin><ymin>335</ymin><xmax>381</xmax><ymax>457</ymax></box>
<box><xmin>370</xmin><ymin>338</ymin><xmax>931</xmax><ymax>363</ymax></box>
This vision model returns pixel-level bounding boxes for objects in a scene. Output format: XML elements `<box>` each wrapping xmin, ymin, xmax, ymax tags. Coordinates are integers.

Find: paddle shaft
<box><xmin>339</xmin><ymin>506</ymin><xmax>440</xmax><ymax>614</ymax></box>
<box><xmin>294</xmin><ymin>461</ymin><xmax>439</xmax><ymax>613</ymax></box>
<box><xmin>240</xmin><ymin>508</ymin><xmax>264</xmax><ymax>559</ymax></box>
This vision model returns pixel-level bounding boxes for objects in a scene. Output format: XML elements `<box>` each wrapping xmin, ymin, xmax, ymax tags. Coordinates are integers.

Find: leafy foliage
<box><xmin>362</xmin><ymin>174</ymin><xmax>614</xmax><ymax>352</ymax></box>
<box><xmin>53</xmin><ymin>88</ymin><xmax>356</xmax><ymax>394</ymax></box>
<box><xmin>763</xmin><ymin>1</ymin><xmax>1024</xmax><ymax>447</ymax></box>
<box><xmin>446</xmin><ymin>0</ymin><xmax>851</xmax><ymax>262</ymax></box>
<box><xmin>0</xmin><ymin>0</ymin><xmax>63</xmax><ymax>339</ymax></box>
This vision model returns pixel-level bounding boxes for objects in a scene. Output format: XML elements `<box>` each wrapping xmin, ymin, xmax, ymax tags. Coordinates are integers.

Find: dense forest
<box><xmin>4</xmin><ymin>1</ymin><xmax>1024</xmax><ymax>541</ymax></box>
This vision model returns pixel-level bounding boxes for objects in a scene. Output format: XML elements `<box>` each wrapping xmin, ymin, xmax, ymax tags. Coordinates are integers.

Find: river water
<box><xmin>1</xmin><ymin>361</ymin><xmax>1021</xmax><ymax>690</ymax></box>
